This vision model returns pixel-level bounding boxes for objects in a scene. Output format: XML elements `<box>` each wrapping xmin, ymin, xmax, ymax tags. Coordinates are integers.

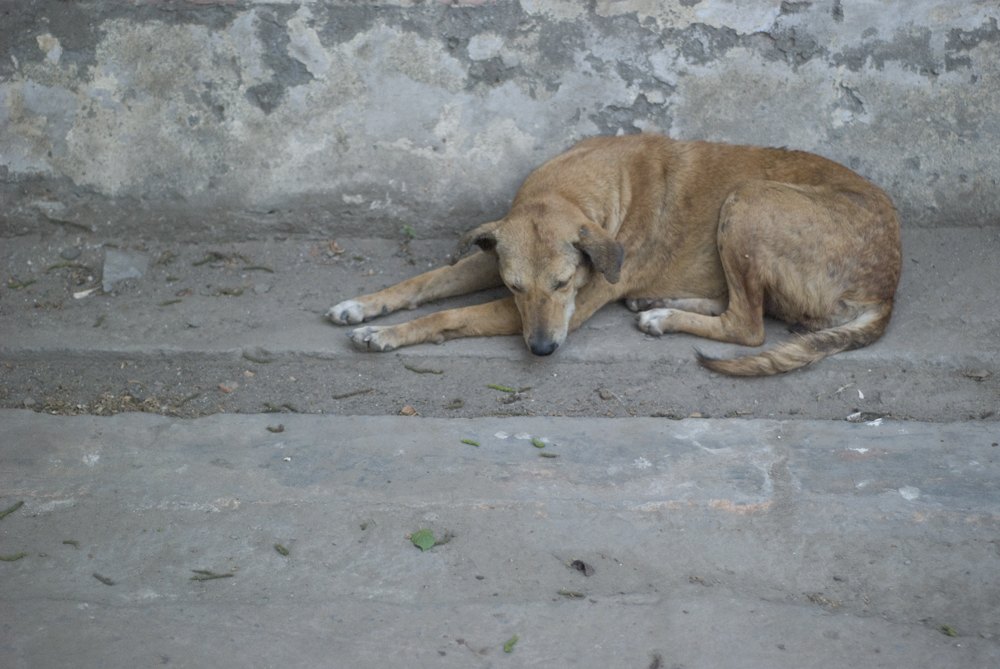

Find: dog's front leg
<box><xmin>567</xmin><ymin>279</ymin><xmax>625</xmax><ymax>332</ymax></box>
<box><xmin>348</xmin><ymin>297</ymin><xmax>521</xmax><ymax>351</ymax></box>
<box><xmin>328</xmin><ymin>251</ymin><xmax>504</xmax><ymax>325</ymax></box>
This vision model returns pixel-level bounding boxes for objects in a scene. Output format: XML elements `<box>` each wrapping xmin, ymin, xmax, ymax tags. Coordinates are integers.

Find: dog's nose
<box><xmin>529</xmin><ymin>338</ymin><xmax>558</xmax><ymax>356</ymax></box>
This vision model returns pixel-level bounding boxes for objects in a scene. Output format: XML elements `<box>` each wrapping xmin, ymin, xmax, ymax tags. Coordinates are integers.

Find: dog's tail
<box><xmin>696</xmin><ymin>300</ymin><xmax>894</xmax><ymax>377</ymax></box>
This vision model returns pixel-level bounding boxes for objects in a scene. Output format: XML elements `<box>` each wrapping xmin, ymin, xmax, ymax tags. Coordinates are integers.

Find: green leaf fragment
<box><xmin>274</xmin><ymin>543</ymin><xmax>289</xmax><ymax>556</ymax></box>
<box><xmin>411</xmin><ymin>529</ymin><xmax>435</xmax><ymax>552</ymax></box>
<box><xmin>532</xmin><ymin>438</ymin><xmax>545</xmax><ymax>448</ymax></box>
<box><xmin>190</xmin><ymin>569</ymin><xmax>233</xmax><ymax>581</ymax></box>
<box><xmin>504</xmin><ymin>635</ymin><xmax>518</xmax><ymax>653</ymax></box>
<box><xmin>0</xmin><ymin>501</ymin><xmax>24</xmax><ymax>520</ymax></box>
<box><xmin>92</xmin><ymin>572</ymin><xmax>115</xmax><ymax>585</ymax></box>
<box><xmin>461</xmin><ymin>438</ymin><xmax>480</xmax><ymax>447</ymax></box>
<box><xmin>558</xmin><ymin>590</ymin><xmax>585</xmax><ymax>598</ymax></box>
<box><xmin>405</xmin><ymin>364</ymin><xmax>443</xmax><ymax>374</ymax></box>
<box><xmin>488</xmin><ymin>384</ymin><xmax>516</xmax><ymax>393</ymax></box>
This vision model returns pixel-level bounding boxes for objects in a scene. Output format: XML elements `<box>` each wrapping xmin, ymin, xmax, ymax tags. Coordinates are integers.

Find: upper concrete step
<box><xmin>3</xmin><ymin>227</ymin><xmax>997</xmax><ymax>364</ymax></box>
<box><xmin>1</xmin><ymin>227</ymin><xmax>997</xmax><ymax>422</ymax></box>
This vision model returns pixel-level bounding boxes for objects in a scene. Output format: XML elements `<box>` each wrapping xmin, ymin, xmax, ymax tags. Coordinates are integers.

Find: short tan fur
<box><xmin>328</xmin><ymin>134</ymin><xmax>901</xmax><ymax>376</ymax></box>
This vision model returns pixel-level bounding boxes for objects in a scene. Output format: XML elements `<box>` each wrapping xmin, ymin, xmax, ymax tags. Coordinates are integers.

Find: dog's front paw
<box><xmin>637</xmin><ymin>308</ymin><xmax>678</xmax><ymax>336</ymax></box>
<box><xmin>347</xmin><ymin>326</ymin><xmax>397</xmax><ymax>352</ymax></box>
<box><xmin>327</xmin><ymin>300</ymin><xmax>365</xmax><ymax>325</ymax></box>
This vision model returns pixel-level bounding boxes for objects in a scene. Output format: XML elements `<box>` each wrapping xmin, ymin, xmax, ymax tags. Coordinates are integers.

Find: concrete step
<box><xmin>2</xmin><ymin>228</ymin><xmax>997</xmax><ymax>422</ymax></box>
<box><xmin>0</xmin><ymin>410</ymin><xmax>997</xmax><ymax>667</ymax></box>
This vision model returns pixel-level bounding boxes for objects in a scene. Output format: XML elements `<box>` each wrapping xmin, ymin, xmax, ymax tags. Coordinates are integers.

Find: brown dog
<box><xmin>328</xmin><ymin>133</ymin><xmax>901</xmax><ymax>376</ymax></box>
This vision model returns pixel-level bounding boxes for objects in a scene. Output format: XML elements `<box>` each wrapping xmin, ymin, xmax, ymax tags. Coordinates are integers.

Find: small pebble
<box><xmin>23</xmin><ymin>397</ymin><xmax>36</xmax><ymax>407</ymax></box>
<box><xmin>598</xmin><ymin>389</ymin><xmax>613</xmax><ymax>400</ymax></box>
<box><xmin>904</xmin><ymin>560</ymin><xmax>911</xmax><ymax>565</ymax></box>
<box><xmin>60</xmin><ymin>247</ymin><xmax>82</xmax><ymax>260</ymax></box>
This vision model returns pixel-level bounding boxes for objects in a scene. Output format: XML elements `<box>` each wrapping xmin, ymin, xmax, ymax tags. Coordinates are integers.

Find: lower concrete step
<box><xmin>1</xmin><ymin>411</ymin><xmax>997</xmax><ymax>667</ymax></box>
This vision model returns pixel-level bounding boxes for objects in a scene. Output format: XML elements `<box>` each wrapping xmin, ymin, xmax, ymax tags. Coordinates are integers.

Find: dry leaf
<box><xmin>399</xmin><ymin>405</ymin><xmax>420</xmax><ymax>416</ymax></box>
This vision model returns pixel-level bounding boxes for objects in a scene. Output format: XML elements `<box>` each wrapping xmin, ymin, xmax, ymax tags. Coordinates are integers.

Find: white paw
<box><xmin>327</xmin><ymin>300</ymin><xmax>364</xmax><ymax>325</ymax></box>
<box><xmin>637</xmin><ymin>308</ymin><xmax>678</xmax><ymax>336</ymax></box>
<box><xmin>348</xmin><ymin>326</ymin><xmax>396</xmax><ymax>352</ymax></box>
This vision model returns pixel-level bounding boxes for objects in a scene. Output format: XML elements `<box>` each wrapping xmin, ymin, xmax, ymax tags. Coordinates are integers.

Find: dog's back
<box><xmin>523</xmin><ymin>134</ymin><xmax>901</xmax><ymax>375</ymax></box>
<box><xmin>606</xmin><ymin>135</ymin><xmax>901</xmax><ymax>375</ymax></box>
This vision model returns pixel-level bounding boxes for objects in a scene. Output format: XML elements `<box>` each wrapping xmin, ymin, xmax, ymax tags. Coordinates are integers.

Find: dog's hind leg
<box><xmin>348</xmin><ymin>297</ymin><xmax>521</xmax><ymax>351</ymax></box>
<box><xmin>638</xmin><ymin>181</ymin><xmax>819</xmax><ymax>346</ymax></box>
<box><xmin>640</xmin><ymin>181</ymin><xmax>833</xmax><ymax>346</ymax></box>
<box><xmin>328</xmin><ymin>251</ymin><xmax>504</xmax><ymax>325</ymax></box>
<box><xmin>636</xmin><ymin>291</ymin><xmax>765</xmax><ymax>346</ymax></box>
<box><xmin>638</xmin><ymin>179</ymin><xmax>900</xmax><ymax>375</ymax></box>
<box><xmin>637</xmin><ymin>183</ymin><xmax>774</xmax><ymax>345</ymax></box>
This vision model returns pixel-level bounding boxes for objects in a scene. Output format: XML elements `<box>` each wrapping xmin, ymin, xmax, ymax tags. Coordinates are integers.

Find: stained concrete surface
<box><xmin>2</xmin><ymin>4</ymin><xmax>999</xmax><ymax>665</ymax></box>
<box><xmin>1</xmin><ymin>411</ymin><xmax>998</xmax><ymax>668</ymax></box>
<box><xmin>1</xmin><ymin>227</ymin><xmax>997</xmax><ymax>422</ymax></box>
<box><xmin>0</xmin><ymin>224</ymin><xmax>998</xmax><ymax>667</ymax></box>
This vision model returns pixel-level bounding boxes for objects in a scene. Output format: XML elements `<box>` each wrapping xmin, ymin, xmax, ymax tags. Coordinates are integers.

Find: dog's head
<box><xmin>457</xmin><ymin>200</ymin><xmax>623</xmax><ymax>356</ymax></box>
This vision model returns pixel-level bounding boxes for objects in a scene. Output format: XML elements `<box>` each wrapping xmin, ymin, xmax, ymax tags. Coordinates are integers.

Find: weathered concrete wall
<box><xmin>1</xmin><ymin>0</ymin><xmax>997</xmax><ymax>241</ymax></box>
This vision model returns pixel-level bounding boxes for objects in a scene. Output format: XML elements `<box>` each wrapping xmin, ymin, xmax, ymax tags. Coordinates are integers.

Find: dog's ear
<box><xmin>454</xmin><ymin>221</ymin><xmax>501</xmax><ymax>263</ymax></box>
<box><xmin>574</xmin><ymin>222</ymin><xmax>624</xmax><ymax>284</ymax></box>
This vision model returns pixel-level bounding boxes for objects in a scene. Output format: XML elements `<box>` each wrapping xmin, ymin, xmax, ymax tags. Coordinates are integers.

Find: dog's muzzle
<box><xmin>528</xmin><ymin>336</ymin><xmax>558</xmax><ymax>356</ymax></box>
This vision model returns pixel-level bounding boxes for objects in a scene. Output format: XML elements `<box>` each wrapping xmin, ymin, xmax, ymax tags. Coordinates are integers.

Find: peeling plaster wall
<box><xmin>1</xmin><ymin>0</ymin><xmax>997</xmax><ymax>240</ymax></box>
